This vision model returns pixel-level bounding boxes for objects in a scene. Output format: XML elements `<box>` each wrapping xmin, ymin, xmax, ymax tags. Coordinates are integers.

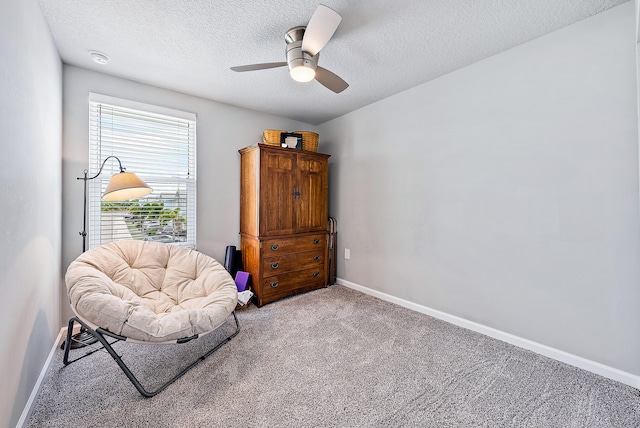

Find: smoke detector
<box><xmin>89</xmin><ymin>51</ymin><xmax>110</xmax><ymax>65</ymax></box>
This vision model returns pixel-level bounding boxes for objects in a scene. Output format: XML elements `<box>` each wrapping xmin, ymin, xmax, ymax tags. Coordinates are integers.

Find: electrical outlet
<box><xmin>344</xmin><ymin>248</ymin><xmax>350</xmax><ymax>259</ymax></box>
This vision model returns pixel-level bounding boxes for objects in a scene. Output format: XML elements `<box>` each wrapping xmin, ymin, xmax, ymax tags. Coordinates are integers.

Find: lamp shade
<box><xmin>102</xmin><ymin>172</ymin><xmax>152</xmax><ymax>201</ymax></box>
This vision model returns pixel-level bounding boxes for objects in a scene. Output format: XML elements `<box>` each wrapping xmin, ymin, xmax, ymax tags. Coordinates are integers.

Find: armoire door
<box><xmin>260</xmin><ymin>149</ymin><xmax>297</xmax><ymax>236</ymax></box>
<box><xmin>296</xmin><ymin>153</ymin><xmax>328</xmax><ymax>233</ymax></box>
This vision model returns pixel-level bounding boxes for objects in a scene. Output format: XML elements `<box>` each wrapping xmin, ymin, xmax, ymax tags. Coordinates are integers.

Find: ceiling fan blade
<box><xmin>315</xmin><ymin>66</ymin><xmax>348</xmax><ymax>93</ymax></box>
<box><xmin>230</xmin><ymin>62</ymin><xmax>287</xmax><ymax>72</ymax></box>
<box><xmin>301</xmin><ymin>5</ymin><xmax>342</xmax><ymax>56</ymax></box>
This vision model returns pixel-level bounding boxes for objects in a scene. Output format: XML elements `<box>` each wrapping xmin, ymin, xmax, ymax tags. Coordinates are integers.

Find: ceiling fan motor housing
<box><xmin>286</xmin><ymin>41</ymin><xmax>318</xmax><ymax>72</ymax></box>
<box><xmin>285</xmin><ymin>27</ymin><xmax>318</xmax><ymax>73</ymax></box>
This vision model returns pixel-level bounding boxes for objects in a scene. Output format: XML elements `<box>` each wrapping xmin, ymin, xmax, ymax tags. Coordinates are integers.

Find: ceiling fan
<box><xmin>230</xmin><ymin>4</ymin><xmax>348</xmax><ymax>93</ymax></box>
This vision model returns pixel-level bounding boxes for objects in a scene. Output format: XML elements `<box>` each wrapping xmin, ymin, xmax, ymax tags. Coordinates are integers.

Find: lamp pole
<box><xmin>77</xmin><ymin>155</ymin><xmax>127</xmax><ymax>252</ymax></box>
<box><xmin>69</xmin><ymin>156</ymin><xmax>129</xmax><ymax>348</ymax></box>
<box><xmin>67</xmin><ymin>156</ymin><xmax>150</xmax><ymax>349</ymax></box>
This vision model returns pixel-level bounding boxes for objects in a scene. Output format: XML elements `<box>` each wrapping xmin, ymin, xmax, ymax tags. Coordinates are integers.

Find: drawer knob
<box><xmin>270</xmin><ymin>281</ymin><xmax>279</xmax><ymax>288</ymax></box>
<box><xmin>270</xmin><ymin>244</ymin><xmax>279</xmax><ymax>251</ymax></box>
<box><xmin>313</xmin><ymin>239</ymin><xmax>320</xmax><ymax>244</ymax></box>
<box><xmin>313</xmin><ymin>271</ymin><xmax>320</xmax><ymax>277</ymax></box>
<box><xmin>313</xmin><ymin>255</ymin><xmax>320</xmax><ymax>261</ymax></box>
<box><xmin>270</xmin><ymin>262</ymin><xmax>279</xmax><ymax>269</ymax></box>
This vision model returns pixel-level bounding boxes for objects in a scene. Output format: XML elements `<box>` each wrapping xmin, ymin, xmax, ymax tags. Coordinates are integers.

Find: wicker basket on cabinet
<box><xmin>262</xmin><ymin>129</ymin><xmax>286</xmax><ymax>146</ymax></box>
<box><xmin>293</xmin><ymin>131</ymin><xmax>319</xmax><ymax>152</ymax></box>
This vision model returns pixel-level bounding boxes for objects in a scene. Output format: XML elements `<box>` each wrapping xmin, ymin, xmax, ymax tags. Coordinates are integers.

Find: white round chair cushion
<box><xmin>65</xmin><ymin>240</ymin><xmax>238</xmax><ymax>343</ymax></box>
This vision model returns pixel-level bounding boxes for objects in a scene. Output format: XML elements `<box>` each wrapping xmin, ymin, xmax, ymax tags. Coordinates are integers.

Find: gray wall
<box><xmin>61</xmin><ymin>65</ymin><xmax>317</xmax><ymax>322</ymax></box>
<box><xmin>4</xmin><ymin>1</ymin><xmax>639</xmax><ymax>422</ymax></box>
<box><xmin>0</xmin><ymin>0</ymin><xmax>62</xmax><ymax>426</ymax></box>
<box><xmin>319</xmin><ymin>2</ymin><xmax>640</xmax><ymax>375</ymax></box>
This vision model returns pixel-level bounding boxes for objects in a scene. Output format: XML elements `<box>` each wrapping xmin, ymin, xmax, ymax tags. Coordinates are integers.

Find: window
<box><xmin>88</xmin><ymin>93</ymin><xmax>196</xmax><ymax>249</ymax></box>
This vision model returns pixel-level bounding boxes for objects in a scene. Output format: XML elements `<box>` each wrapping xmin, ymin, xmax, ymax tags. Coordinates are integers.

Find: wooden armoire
<box><xmin>239</xmin><ymin>144</ymin><xmax>330</xmax><ymax>306</ymax></box>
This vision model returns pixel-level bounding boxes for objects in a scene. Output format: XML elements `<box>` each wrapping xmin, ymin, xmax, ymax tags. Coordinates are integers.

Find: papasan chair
<box><xmin>63</xmin><ymin>240</ymin><xmax>239</xmax><ymax>397</ymax></box>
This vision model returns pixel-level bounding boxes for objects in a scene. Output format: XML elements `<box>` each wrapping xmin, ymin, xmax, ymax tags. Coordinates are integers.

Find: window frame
<box><xmin>87</xmin><ymin>93</ymin><xmax>197</xmax><ymax>249</ymax></box>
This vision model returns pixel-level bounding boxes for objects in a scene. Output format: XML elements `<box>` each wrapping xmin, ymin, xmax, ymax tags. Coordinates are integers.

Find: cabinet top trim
<box><xmin>239</xmin><ymin>144</ymin><xmax>331</xmax><ymax>159</ymax></box>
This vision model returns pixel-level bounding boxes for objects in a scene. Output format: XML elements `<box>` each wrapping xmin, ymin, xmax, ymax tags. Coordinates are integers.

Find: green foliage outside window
<box><xmin>101</xmin><ymin>199</ymin><xmax>187</xmax><ymax>241</ymax></box>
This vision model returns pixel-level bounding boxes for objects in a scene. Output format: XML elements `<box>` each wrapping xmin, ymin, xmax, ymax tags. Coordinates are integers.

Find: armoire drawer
<box><xmin>262</xmin><ymin>234</ymin><xmax>326</xmax><ymax>254</ymax></box>
<box><xmin>261</xmin><ymin>268</ymin><xmax>326</xmax><ymax>297</ymax></box>
<box><xmin>262</xmin><ymin>250</ymin><xmax>325</xmax><ymax>278</ymax></box>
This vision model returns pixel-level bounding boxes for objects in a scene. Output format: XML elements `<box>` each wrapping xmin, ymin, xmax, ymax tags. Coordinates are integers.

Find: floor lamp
<box><xmin>78</xmin><ymin>155</ymin><xmax>152</xmax><ymax>252</ymax></box>
<box><xmin>69</xmin><ymin>155</ymin><xmax>152</xmax><ymax>348</ymax></box>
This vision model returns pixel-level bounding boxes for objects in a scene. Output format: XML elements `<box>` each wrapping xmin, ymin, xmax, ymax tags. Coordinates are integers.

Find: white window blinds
<box><xmin>88</xmin><ymin>94</ymin><xmax>196</xmax><ymax>249</ymax></box>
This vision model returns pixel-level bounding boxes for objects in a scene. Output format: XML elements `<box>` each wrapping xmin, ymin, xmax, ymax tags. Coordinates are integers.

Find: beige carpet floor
<box><xmin>25</xmin><ymin>285</ymin><xmax>640</xmax><ymax>427</ymax></box>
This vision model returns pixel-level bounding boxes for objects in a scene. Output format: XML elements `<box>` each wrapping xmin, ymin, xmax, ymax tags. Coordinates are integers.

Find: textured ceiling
<box><xmin>38</xmin><ymin>0</ymin><xmax>627</xmax><ymax>125</ymax></box>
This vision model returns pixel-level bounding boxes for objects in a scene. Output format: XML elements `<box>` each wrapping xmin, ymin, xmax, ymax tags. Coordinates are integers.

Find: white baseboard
<box><xmin>15</xmin><ymin>328</ymin><xmax>65</xmax><ymax>428</ymax></box>
<box><xmin>336</xmin><ymin>278</ymin><xmax>640</xmax><ymax>389</ymax></box>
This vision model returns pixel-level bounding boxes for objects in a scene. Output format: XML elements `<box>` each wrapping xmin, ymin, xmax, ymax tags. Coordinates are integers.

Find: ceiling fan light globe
<box><xmin>290</xmin><ymin>65</ymin><xmax>315</xmax><ymax>83</ymax></box>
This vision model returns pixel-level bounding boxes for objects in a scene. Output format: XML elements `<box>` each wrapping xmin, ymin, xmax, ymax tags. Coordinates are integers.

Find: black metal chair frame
<box><xmin>62</xmin><ymin>312</ymin><xmax>240</xmax><ymax>397</ymax></box>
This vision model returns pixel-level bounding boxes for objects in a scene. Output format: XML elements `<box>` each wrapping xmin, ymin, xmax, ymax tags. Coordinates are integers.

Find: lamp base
<box><xmin>60</xmin><ymin>329</ymin><xmax>98</xmax><ymax>350</ymax></box>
